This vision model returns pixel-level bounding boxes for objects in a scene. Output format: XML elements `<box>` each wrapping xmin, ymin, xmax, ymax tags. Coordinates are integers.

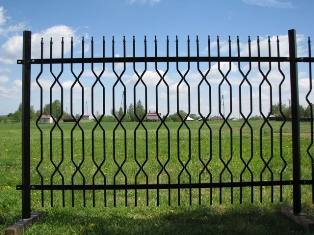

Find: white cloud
<box><xmin>12</xmin><ymin>79</ymin><xmax>22</xmax><ymax>88</ymax></box>
<box><xmin>32</xmin><ymin>79</ymin><xmax>53</xmax><ymax>91</ymax></box>
<box><xmin>207</xmin><ymin>33</ymin><xmax>305</xmax><ymax>59</ymax></box>
<box><xmin>0</xmin><ymin>25</ymin><xmax>79</xmax><ymax>64</ymax></box>
<box><xmin>0</xmin><ymin>6</ymin><xmax>26</xmax><ymax>36</ymax></box>
<box><xmin>62</xmin><ymin>80</ymin><xmax>75</xmax><ymax>90</ymax></box>
<box><xmin>125</xmin><ymin>69</ymin><xmax>168</xmax><ymax>87</ymax></box>
<box><xmin>0</xmin><ymin>35</ymin><xmax>22</xmax><ymax>64</ymax></box>
<box><xmin>0</xmin><ymin>67</ymin><xmax>11</xmax><ymax>73</ymax></box>
<box><xmin>242</xmin><ymin>0</ymin><xmax>294</xmax><ymax>8</ymax></box>
<box><xmin>0</xmin><ymin>6</ymin><xmax>6</xmax><ymax>26</ymax></box>
<box><xmin>0</xmin><ymin>79</ymin><xmax>22</xmax><ymax>99</ymax></box>
<box><xmin>0</xmin><ymin>22</ymin><xmax>26</xmax><ymax>36</ymax></box>
<box><xmin>32</xmin><ymin>25</ymin><xmax>80</xmax><ymax>58</ymax></box>
<box><xmin>211</xmin><ymin>61</ymin><xmax>238</xmax><ymax>75</ymax></box>
<box><xmin>299</xmin><ymin>77</ymin><xmax>314</xmax><ymax>104</ymax></box>
<box><xmin>0</xmin><ymin>75</ymin><xmax>8</xmax><ymax>83</ymax></box>
<box><xmin>236</xmin><ymin>35</ymin><xmax>290</xmax><ymax>57</ymax></box>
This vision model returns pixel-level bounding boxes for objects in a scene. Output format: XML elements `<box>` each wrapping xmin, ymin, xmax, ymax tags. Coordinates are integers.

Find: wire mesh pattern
<box><xmin>18</xmin><ymin>30</ymin><xmax>314</xmax><ymax>215</ymax></box>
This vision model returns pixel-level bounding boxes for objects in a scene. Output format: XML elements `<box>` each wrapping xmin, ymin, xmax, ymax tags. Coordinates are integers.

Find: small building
<box><xmin>186</xmin><ymin>116</ymin><xmax>194</xmax><ymax>121</ymax></box>
<box><xmin>146</xmin><ymin>112</ymin><xmax>160</xmax><ymax>122</ymax></box>
<box><xmin>210</xmin><ymin>115</ymin><xmax>223</xmax><ymax>120</ymax></box>
<box><xmin>40</xmin><ymin>115</ymin><xmax>53</xmax><ymax>124</ymax></box>
<box><xmin>82</xmin><ymin>115</ymin><xmax>91</xmax><ymax>120</ymax></box>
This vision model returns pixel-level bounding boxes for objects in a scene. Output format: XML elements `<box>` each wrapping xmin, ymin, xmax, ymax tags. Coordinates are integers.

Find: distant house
<box><xmin>146</xmin><ymin>112</ymin><xmax>160</xmax><ymax>122</ymax></box>
<box><xmin>210</xmin><ymin>116</ymin><xmax>223</xmax><ymax>120</ymax></box>
<box><xmin>82</xmin><ymin>115</ymin><xmax>91</xmax><ymax>120</ymax></box>
<box><xmin>186</xmin><ymin>116</ymin><xmax>194</xmax><ymax>121</ymax></box>
<box><xmin>40</xmin><ymin>115</ymin><xmax>53</xmax><ymax>124</ymax></box>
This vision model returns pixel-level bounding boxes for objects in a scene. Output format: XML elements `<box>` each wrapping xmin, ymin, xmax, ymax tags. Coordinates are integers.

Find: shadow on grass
<box><xmin>23</xmin><ymin>204</ymin><xmax>314</xmax><ymax>235</ymax></box>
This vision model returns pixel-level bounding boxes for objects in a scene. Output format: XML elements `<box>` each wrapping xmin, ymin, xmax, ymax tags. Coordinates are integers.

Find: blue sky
<box><xmin>0</xmin><ymin>0</ymin><xmax>313</xmax><ymax>118</ymax></box>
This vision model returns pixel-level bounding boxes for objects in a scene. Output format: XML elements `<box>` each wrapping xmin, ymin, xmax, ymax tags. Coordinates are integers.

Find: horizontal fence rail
<box><xmin>18</xmin><ymin>29</ymin><xmax>314</xmax><ymax>218</ymax></box>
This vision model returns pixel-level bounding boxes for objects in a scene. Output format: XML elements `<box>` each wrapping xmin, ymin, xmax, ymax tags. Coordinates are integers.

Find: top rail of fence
<box><xmin>17</xmin><ymin>56</ymin><xmax>314</xmax><ymax>64</ymax></box>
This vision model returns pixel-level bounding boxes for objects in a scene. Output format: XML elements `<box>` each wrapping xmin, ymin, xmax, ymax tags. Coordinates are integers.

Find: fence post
<box><xmin>22</xmin><ymin>30</ymin><xmax>31</xmax><ymax>219</ymax></box>
<box><xmin>288</xmin><ymin>29</ymin><xmax>302</xmax><ymax>214</ymax></box>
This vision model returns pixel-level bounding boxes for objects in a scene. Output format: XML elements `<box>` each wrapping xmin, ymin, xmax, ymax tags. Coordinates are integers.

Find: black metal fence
<box><xmin>17</xmin><ymin>29</ymin><xmax>314</xmax><ymax>219</ymax></box>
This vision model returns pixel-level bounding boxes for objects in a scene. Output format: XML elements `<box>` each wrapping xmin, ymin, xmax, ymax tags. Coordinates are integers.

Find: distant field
<box><xmin>3</xmin><ymin>120</ymin><xmax>314</xmax><ymax>204</ymax></box>
<box><xmin>1</xmin><ymin>120</ymin><xmax>314</xmax><ymax>234</ymax></box>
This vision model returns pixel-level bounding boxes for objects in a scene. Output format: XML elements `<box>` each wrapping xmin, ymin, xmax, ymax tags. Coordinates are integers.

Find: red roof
<box><xmin>146</xmin><ymin>113</ymin><xmax>158</xmax><ymax>116</ymax></box>
<box><xmin>41</xmin><ymin>115</ymin><xmax>52</xmax><ymax>119</ymax></box>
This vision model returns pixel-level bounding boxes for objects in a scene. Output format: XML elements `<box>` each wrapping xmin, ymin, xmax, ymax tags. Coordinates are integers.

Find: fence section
<box><xmin>17</xmin><ymin>29</ymin><xmax>314</xmax><ymax>219</ymax></box>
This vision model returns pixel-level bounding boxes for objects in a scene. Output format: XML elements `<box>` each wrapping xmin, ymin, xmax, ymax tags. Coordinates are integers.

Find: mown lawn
<box><xmin>1</xmin><ymin>120</ymin><xmax>314</xmax><ymax>234</ymax></box>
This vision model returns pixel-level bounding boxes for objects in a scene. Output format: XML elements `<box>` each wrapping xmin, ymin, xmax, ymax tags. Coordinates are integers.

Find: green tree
<box><xmin>299</xmin><ymin>105</ymin><xmax>312</xmax><ymax>118</ymax></box>
<box><xmin>111</xmin><ymin>108</ymin><xmax>116</xmax><ymax>117</ymax></box>
<box><xmin>167</xmin><ymin>110</ymin><xmax>184</xmax><ymax>122</ymax></box>
<box><xmin>30</xmin><ymin>105</ymin><xmax>36</xmax><ymax>120</ymax></box>
<box><xmin>12</xmin><ymin>103</ymin><xmax>22</xmax><ymax>122</ymax></box>
<box><xmin>167</xmin><ymin>113</ymin><xmax>180</xmax><ymax>122</ymax></box>
<box><xmin>118</xmin><ymin>107</ymin><xmax>124</xmax><ymax>120</ymax></box>
<box><xmin>190</xmin><ymin>113</ymin><xmax>200</xmax><ymax>120</ymax></box>
<box><xmin>135</xmin><ymin>100</ymin><xmax>145</xmax><ymax>121</ymax></box>
<box><xmin>271</xmin><ymin>103</ymin><xmax>311</xmax><ymax>118</ymax></box>
<box><xmin>111</xmin><ymin>106</ymin><xmax>125</xmax><ymax>121</ymax></box>
<box><xmin>178</xmin><ymin>110</ymin><xmax>187</xmax><ymax>120</ymax></box>
<box><xmin>10</xmin><ymin>103</ymin><xmax>35</xmax><ymax>122</ymax></box>
<box><xmin>127</xmin><ymin>103</ymin><xmax>135</xmax><ymax>121</ymax></box>
<box><xmin>270</xmin><ymin>103</ymin><xmax>289</xmax><ymax>117</ymax></box>
<box><xmin>102</xmin><ymin>115</ymin><xmax>115</xmax><ymax>122</ymax></box>
<box><xmin>124</xmin><ymin>113</ymin><xmax>130</xmax><ymax>122</ymax></box>
<box><xmin>303</xmin><ymin>105</ymin><xmax>312</xmax><ymax>118</ymax></box>
<box><xmin>12</xmin><ymin>110</ymin><xmax>21</xmax><ymax>122</ymax></box>
<box><xmin>249</xmin><ymin>115</ymin><xmax>262</xmax><ymax>120</ymax></box>
<box><xmin>7</xmin><ymin>113</ymin><xmax>14</xmax><ymax>119</ymax></box>
<box><xmin>43</xmin><ymin>100</ymin><xmax>62</xmax><ymax>118</ymax></box>
<box><xmin>35</xmin><ymin>110</ymin><xmax>41</xmax><ymax>119</ymax></box>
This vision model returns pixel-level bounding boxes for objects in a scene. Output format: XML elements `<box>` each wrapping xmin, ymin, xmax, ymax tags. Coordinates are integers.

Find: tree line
<box><xmin>270</xmin><ymin>102</ymin><xmax>312</xmax><ymax>119</ymax></box>
<box><xmin>2</xmin><ymin>100</ymin><xmax>312</xmax><ymax>123</ymax></box>
<box><xmin>98</xmin><ymin>101</ymin><xmax>201</xmax><ymax>122</ymax></box>
<box><xmin>4</xmin><ymin>99</ymin><xmax>200</xmax><ymax>123</ymax></box>
<box><xmin>6</xmin><ymin>100</ymin><xmax>63</xmax><ymax>122</ymax></box>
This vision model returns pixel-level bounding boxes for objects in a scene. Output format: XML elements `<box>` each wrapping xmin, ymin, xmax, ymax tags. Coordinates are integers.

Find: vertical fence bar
<box><xmin>22</xmin><ymin>30</ymin><xmax>32</xmax><ymax>219</ymax></box>
<box><xmin>288</xmin><ymin>29</ymin><xmax>301</xmax><ymax>214</ymax></box>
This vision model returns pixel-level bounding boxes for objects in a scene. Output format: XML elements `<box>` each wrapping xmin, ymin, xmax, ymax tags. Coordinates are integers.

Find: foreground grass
<box><xmin>23</xmin><ymin>204</ymin><xmax>311</xmax><ymax>235</ymax></box>
<box><xmin>1</xmin><ymin>120</ymin><xmax>314</xmax><ymax>234</ymax></box>
<box><xmin>1</xmin><ymin>191</ymin><xmax>312</xmax><ymax>235</ymax></box>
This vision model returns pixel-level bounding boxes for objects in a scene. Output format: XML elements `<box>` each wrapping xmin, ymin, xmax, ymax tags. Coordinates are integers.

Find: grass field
<box><xmin>1</xmin><ymin>120</ymin><xmax>314</xmax><ymax>234</ymax></box>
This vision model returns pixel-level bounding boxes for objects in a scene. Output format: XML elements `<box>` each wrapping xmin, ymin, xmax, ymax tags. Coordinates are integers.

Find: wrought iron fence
<box><xmin>17</xmin><ymin>29</ymin><xmax>314</xmax><ymax>219</ymax></box>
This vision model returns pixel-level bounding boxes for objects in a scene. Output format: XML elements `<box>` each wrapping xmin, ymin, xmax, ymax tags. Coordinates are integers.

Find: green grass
<box><xmin>1</xmin><ymin>120</ymin><xmax>314</xmax><ymax>234</ymax></box>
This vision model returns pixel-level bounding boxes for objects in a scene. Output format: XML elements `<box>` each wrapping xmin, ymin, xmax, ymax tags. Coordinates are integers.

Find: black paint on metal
<box><xmin>288</xmin><ymin>29</ymin><xmax>302</xmax><ymax>215</ymax></box>
<box><xmin>17</xmin><ymin>29</ymin><xmax>314</xmax><ymax>214</ymax></box>
<box><xmin>22</xmin><ymin>30</ymin><xmax>31</xmax><ymax>219</ymax></box>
